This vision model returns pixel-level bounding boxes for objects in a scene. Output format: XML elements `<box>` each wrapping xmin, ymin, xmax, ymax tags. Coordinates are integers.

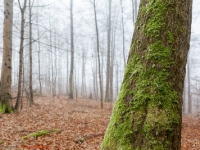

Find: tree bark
<box><xmin>15</xmin><ymin>0</ymin><xmax>27</xmax><ymax>111</ymax></box>
<box><xmin>187</xmin><ymin>59</ymin><xmax>192</xmax><ymax>113</ymax></box>
<box><xmin>37</xmin><ymin>27</ymin><xmax>42</xmax><ymax>95</ymax></box>
<box><xmin>105</xmin><ymin>0</ymin><xmax>112</xmax><ymax>102</ymax></box>
<box><xmin>29</xmin><ymin>0</ymin><xmax>33</xmax><ymax>106</ymax></box>
<box><xmin>0</xmin><ymin>0</ymin><xmax>14</xmax><ymax>113</ymax></box>
<box><xmin>120</xmin><ymin>0</ymin><xmax>126</xmax><ymax>68</ymax></box>
<box><xmin>92</xmin><ymin>0</ymin><xmax>103</xmax><ymax>108</ymax></box>
<box><xmin>102</xmin><ymin>0</ymin><xmax>192</xmax><ymax>149</ymax></box>
<box><xmin>69</xmin><ymin>0</ymin><xmax>74</xmax><ymax>99</ymax></box>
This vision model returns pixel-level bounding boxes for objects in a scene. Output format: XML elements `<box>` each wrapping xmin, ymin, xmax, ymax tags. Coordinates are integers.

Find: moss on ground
<box><xmin>23</xmin><ymin>129</ymin><xmax>60</xmax><ymax>140</ymax></box>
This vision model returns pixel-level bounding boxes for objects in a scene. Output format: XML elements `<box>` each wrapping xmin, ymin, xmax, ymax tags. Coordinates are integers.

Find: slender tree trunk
<box><xmin>81</xmin><ymin>50</ymin><xmax>86</xmax><ymax>96</ymax></box>
<box><xmin>21</xmin><ymin>56</ymin><xmax>25</xmax><ymax>110</ymax></box>
<box><xmin>187</xmin><ymin>59</ymin><xmax>192</xmax><ymax>113</ymax></box>
<box><xmin>134</xmin><ymin>0</ymin><xmax>138</xmax><ymax>23</ymax></box>
<box><xmin>37</xmin><ymin>7</ymin><xmax>42</xmax><ymax>95</ymax></box>
<box><xmin>101</xmin><ymin>49</ymin><xmax>104</xmax><ymax>99</ymax></box>
<box><xmin>120</xmin><ymin>0</ymin><xmax>126</xmax><ymax>68</ymax></box>
<box><xmin>66</xmin><ymin>49</ymin><xmax>69</xmax><ymax>95</ymax></box>
<box><xmin>29</xmin><ymin>0</ymin><xmax>33</xmax><ymax>106</ymax></box>
<box><xmin>102</xmin><ymin>0</ymin><xmax>192</xmax><ymax>149</ymax></box>
<box><xmin>54</xmin><ymin>34</ymin><xmax>57</xmax><ymax>97</ymax></box>
<box><xmin>93</xmin><ymin>0</ymin><xmax>103</xmax><ymax>108</ymax></box>
<box><xmin>131</xmin><ymin>0</ymin><xmax>135</xmax><ymax>24</ymax></box>
<box><xmin>116</xmin><ymin>64</ymin><xmax>119</xmax><ymax>98</ymax></box>
<box><xmin>69</xmin><ymin>0</ymin><xmax>74</xmax><ymax>99</ymax></box>
<box><xmin>48</xmin><ymin>50</ymin><xmax>51</xmax><ymax>93</ymax></box>
<box><xmin>15</xmin><ymin>0</ymin><xmax>27</xmax><ymax>110</ymax></box>
<box><xmin>0</xmin><ymin>0</ymin><xmax>14</xmax><ymax>113</ymax></box>
<box><xmin>95</xmin><ymin>58</ymin><xmax>99</xmax><ymax>100</ymax></box>
<box><xmin>105</xmin><ymin>0</ymin><xmax>112</xmax><ymax>102</ymax></box>
<box><xmin>183</xmin><ymin>77</ymin><xmax>186</xmax><ymax>113</ymax></box>
<box><xmin>109</xmin><ymin>16</ymin><xmax>117</xmax><ymax>103</ymax></box>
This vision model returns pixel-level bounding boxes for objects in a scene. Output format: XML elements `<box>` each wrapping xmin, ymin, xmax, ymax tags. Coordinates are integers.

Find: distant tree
<box><xmin>120</xmin><ymin>0</ymin><xmax>126</xmax><ymax>68</ymax></box>
<box><xmin>29</xmin><ymin>0</ymin><xmax>34</xmax><ymax>106</ymax></box>
<box><xmin>91</xmin><ymin>0</ymin><xmax>103</xmax><ymax>108</ymax></box>
<box><xmin>36</xmin><ymin>4</ymin><xmax>42</xmax><ymax>95</ymax></box>
<box><xmin>105</xmin><ymin>0</ymin><xmax>112</xmax><ymax>102</ymax></box>
<box><xmin>187</xmin><ymin>58</ymin><xmax>192</xmax><ymax>113</ymax></box>
<box><xmin>69</xmin><ymin>0</ymin><xmax>74</xmax><ymax>99</ymax></box>
<box><xmin>0</xmin><ymin>0</ymin><xmax>14</xmax><ymax>113</ymax></box>
<box><xmin>102</xmin><ymin>0</ymin><xmax>192</xmax><ymax>149</ymax></box>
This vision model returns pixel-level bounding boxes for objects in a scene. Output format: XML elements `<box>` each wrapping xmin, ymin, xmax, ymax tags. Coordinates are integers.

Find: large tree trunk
<box><xmin>102</xmin><ymin>0</ymin><xmax>192</xmax><ymax>149</ymax></box>
<box><xmin>0</xmin><ymin>0</ymin><xmax>14</xmax><ymax>113</ymax></box>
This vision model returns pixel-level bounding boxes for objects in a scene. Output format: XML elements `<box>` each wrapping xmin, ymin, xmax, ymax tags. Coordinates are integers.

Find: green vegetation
<box><xmin>0</xmin><ymin>103</ymin><xmax>13</xmax><ymax>114</ymax></box>
<box><xmin>23</xmin><ymin>129</ymin><xmax>60</xmax><ymax>140</ymax></box>
<box><xmin>0</xmin><ymin>140</ymin><xmax>3</xmax><ymax>145</ymax></box>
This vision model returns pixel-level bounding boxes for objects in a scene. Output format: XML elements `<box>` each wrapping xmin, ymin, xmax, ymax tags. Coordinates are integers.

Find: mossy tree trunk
<box><xmin>0</xmin><ymin>0</ymin><xmax>14</xmax><ymax>113</ymax></box>
<box><xmin>102</xmin><ymin>0</ymin><xmax>192</xmax><ymax>149</ymax></box>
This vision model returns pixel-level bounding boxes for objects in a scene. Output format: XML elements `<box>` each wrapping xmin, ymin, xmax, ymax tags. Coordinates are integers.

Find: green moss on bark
<box><xmin>0</xmin><ymin>103</ymin><xmax>13</xmax><ymax>114</ymax></box>
<box><xmin>102</xmin><ymin>0</ymin><xmax>182</xmax><ymax>149</ymax></box>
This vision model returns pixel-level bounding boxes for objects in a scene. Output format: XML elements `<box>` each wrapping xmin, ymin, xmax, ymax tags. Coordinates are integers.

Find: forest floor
<box><xmin>0</xmin><ymin>95</ymin><xmax>200</xmax><ymax>150</ymax></box>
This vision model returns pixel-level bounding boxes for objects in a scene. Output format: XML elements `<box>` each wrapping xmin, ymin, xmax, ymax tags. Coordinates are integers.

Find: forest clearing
<box><xmin>0</xmin><ymin>95</ymin><xmax>199</xmax><ymax>150</ymax></box>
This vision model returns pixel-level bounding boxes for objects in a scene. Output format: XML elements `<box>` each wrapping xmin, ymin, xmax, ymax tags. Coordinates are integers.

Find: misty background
<box><xmin>0</xmin><ymin>0</ymin><xmax>199</xmax><ymax>113</ymax></box>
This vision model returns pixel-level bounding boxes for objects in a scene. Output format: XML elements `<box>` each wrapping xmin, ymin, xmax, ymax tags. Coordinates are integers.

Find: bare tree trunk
<box><xmin>15</xmin><ymin>0</ymin><xmax>27</xmax><ymax>111</ymax></box>
<box><xmin>95</xmin><ymin>58</ymin><xmax>99</xmax><ymax>100</ymax></box>
<box><xmin>37</xmin><ymin>6</ymin><xmax>42</xmax><ymax>95</ymax></box>
<box><xmin>66</xmin><ymin>49</ymin><xmax>69</xmax><ymax>95</ymax></box>
<box><xmin>81</xmin><ymin>49</ymin><xmax>86</xmax><ymax>97</ymax></box>
<box><xmin>131</xmin><ymin>0</ymin><xmax>135</xmax><ymax>24</ymax></box>
<box><xmin>93</xmin><ymin>0</ymin><xmax>103</xmax><ymax>108</ymax></box>
<box><xmin>134</xmin><ymin>0</ymin><xmax>138</xmax><ymax>23</ymax></box>
<box><xmin>105</xmin><ymin>0</ymin><xmax>112</xmax><ymax>102</ymax></box>
<box><xmin>116</xmin><ymin>64</ymin><xmax>119</xmax><ymax>98</ymax></box>
<box><xmin>120</xmin><ymin>0</ymin><xmax>126</xmax><ymax>68</ymax></box>
<box><xmin>21</xmin><ymin>56</ymin><xmax>25</xmax><ymax>110</ymax></box>
<box><xmin>0</xmin><ymin>0</ymin><xmax>14</xmax><ymax>113</ymax></box>
<box><xmin>183</xmin><ymin>77</ymin><xmax>186</xmax><ymax>113</ymax></box>
<box><xmin>109</xmin><ymin>16</ymin><xmax>117</xmax><ymax>103</ymax></box>
<box><xmin>48</xmin><ymin>50</ymin><xmax>51</xmax><ymax>93</ymax></box>
<box><xmin>69</xmin><ymin>0</ymin><xmax>74</xmax><ymax>99</ymax></box>
<box><xmin>187</xmin><ymin>59</ymin><xmax>192</xmax><ymax>113</ymax></box>
<box><xmin>53</xmin><ymin>34</ymin><xmax>58</xmax><ymax>97</ymax></box>
<box><xmin>29</xmin><ymin>0</ymin><xmax>33</xmax><ymax>106</ymax></box>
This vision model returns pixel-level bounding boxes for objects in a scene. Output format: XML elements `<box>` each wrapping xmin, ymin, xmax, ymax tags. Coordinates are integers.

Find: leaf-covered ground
<box><xmin>0</xmin><ymin>95</ymin><xmax>199</xmax><ymax>150</ymax></box>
